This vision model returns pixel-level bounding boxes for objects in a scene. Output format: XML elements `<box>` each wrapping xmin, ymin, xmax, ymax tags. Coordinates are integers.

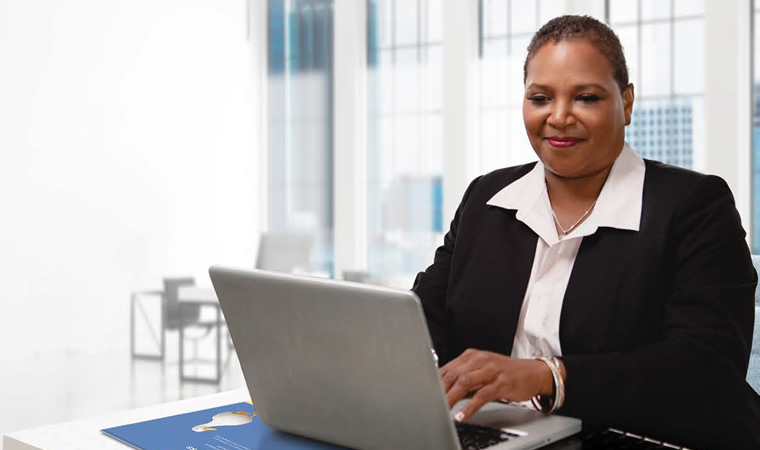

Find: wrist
<box><xmin>535</xmin><ymin>359</ymin><xmax>555</xmax><ymax>396</ymax></box>
<box><xmin>531</xmin><ymin>357</ymin><xmax>566</xmax><ymax>414</ymax></box>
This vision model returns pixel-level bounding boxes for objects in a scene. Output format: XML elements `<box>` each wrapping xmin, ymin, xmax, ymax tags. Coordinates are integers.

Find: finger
<box><xmin>457</xmin><ymin>384</ymin><xmax>499</xmax><ymax>423</ymax></box>
<box><xmin>440</xmin><ymin>348</ymin><xmax>478</xmax><ymax>374</ymax></box>
<box><xmin>439</xmin><ymin>359</ymin><xmax>471</xmax><ymax>392</ymax></box>
<box><xmin>445</xmin><ymin>369</ymin><xmax>492</xmax><ymax>407</ymax></box>
<box><xmin>452</xmin><ymin>367</ymin><xmax>492</xmax><ymax>390</ymax></box>
<box><xmin>440</xmin><ymin>349</ymin><xmax>489</xmax><ymax>393</ymax></box>
<box><xmin>446</xmin><ymin>377</ymin><xmax>470</xmax><ymax>408</ymax></box>
<box><xmin>440</xmin><ymin>366</ymin><xmax>459</xmax><ymax>392</ymax></box>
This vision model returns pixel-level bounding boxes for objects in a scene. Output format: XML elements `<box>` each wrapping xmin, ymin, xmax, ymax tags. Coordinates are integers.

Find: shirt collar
<box><xmin>486</xmin><ymin>144</ymin><xmax>645</xmax><ymax>245</ymax></box>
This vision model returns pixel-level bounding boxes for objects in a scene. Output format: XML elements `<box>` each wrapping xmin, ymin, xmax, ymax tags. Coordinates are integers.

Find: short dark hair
<box><xmin>523</xmin><ymin>15</ymin><xmax>629</xmax><ymax>93</ymax></box>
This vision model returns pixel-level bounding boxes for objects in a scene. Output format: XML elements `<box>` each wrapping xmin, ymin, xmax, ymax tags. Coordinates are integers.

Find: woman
<box><xmin>413</xmin><ymin>15</ymin><xmax>760</xmax><ymax>449</ymax></box>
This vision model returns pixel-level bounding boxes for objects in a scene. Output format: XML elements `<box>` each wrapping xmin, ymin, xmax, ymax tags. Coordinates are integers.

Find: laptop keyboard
<box><xmin>581</xmin><ymin>428</ymin><xmax>689</xmax><ymax>449</ymax></box>
<box><xmin>453</xmin><ymin>423</ymin><xmax>691</xmax><ymax>450</ymax></box>
<box><xmin>455</xmin><ymin>421</ymin><xmax>519</xmax><ymax>450</ymax></box>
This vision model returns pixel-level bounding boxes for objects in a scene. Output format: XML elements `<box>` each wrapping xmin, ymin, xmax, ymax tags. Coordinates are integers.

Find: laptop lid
<box><xmin>210</xmin><ymin>266</ymin><xmax>581</xmax><ymax>450</ymax></box>
<box><xmin>211</xmin><ymin>266</ymin><xmax>459</xmax><ymax>449</ymax></box>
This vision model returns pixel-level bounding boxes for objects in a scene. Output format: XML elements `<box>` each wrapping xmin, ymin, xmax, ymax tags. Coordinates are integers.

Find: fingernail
<box><xmin>454</xmin><ymin>412</ymin><xmax>464</xmax><ymax>422</ymax></box>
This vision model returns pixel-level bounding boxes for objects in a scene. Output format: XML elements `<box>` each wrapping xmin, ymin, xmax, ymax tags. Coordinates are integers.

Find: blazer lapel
<box><xmin>560</xmin><ymin>228</ymin><xmax>640</xmax><ymax>353</ymax></box>
<box><xmin>466</xmin><ymin>206</ymin><xmax>539</xmax><ymax>356</ymax></box>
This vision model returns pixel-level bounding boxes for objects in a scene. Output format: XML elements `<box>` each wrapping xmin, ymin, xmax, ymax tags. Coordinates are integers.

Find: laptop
<box><xmin>210</xmin><ymin>266</ymin><xmax>581</xmax><ymax>450</ymax></box>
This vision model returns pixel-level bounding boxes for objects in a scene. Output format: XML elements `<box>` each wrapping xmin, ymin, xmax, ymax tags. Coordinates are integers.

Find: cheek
<box><xmin>522</xmin><ymin>108</ymin><xmax>542</xmax><ymax>136</ymax></box>
<box><xmin>579</xmin><ymin>113</ymin><xmax>616</xmax><ymax>140</ymax></box>
<box><xmin>587</xmin><ymin>106</ymin><xmax>626</xmax><ymax>132</ymax></box>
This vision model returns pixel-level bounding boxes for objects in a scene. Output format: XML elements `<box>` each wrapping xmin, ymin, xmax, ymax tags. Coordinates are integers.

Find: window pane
<box><xmin>367</xmin><ymin>0</ymin><xmax>443</xmax><ymax>285</ymax></box>
<box><xmin>268</xmin><ymin>0</ymin><xmax>334</xmax><ymax>275</ymax></box>
<box><xmin>425</xmin><ymin>45</ymin><xmax>443</xmax><ymax>111</ymax></box>
<box><xmin>609</xmin><ymin>0</ymin><xmax>638</xmax><ymax>24</ymax></box>
<box><xmin>568</xmin><ymin>0</ymin><xmax>607</xmax><ymax>21</ymax></box>
<box><xmin>478</xmin><ymin>2</ymin><xmax>541</xmax><ymax>182</ymax></box>
<box><xmin>616</xmin><ymin>25</ymin><xmax>639</xmax><ymax>89</ymax></box>
<box><xmin>689</xmin><ymin>96</ymin><xmax>704</xmax><ymax>171</ymax></box>
<box><xmin>628</xmin><ymin>98</ymin><xmax>697</xmax><ymax>169</ymax></box>
<box><xmin>755</xmin><ymin>121</ymin><xmax>760</xmax><ymax>252</ymax></box>
<box><xmin>481</xmin><ymin>39</ymin><xmax>510</xmax><ymax>108</ymax></box>
<box><xmin>394</xmin><ymin>48</ymin><xmax>421</xmax><ymax>113</ymax></box>
<box><xmin>510</xmin><ymin>0</ymin><xmax>537</xmax><ymax>35</ymax></box>
<box><xmin>642</xmin><ymin>0</ymin><xmax>671</xmax><ymax>21</ymax></box>
<box><xmin>673</xmin><ymin>19</ymin><xmax>704</xmax><ymax>95</ymax></box>
<box><xmin>480</xmin><ymin>109</ymin><xmax>510</xmax><ymax>173</ymax></box>
<box><xmin>423</xmin><ymin>114</ymin><xmax>444</xmax><ymax>173</ymax></box>
<box><xmin>754</xmin><ymin>119</ymin><xmax>760</xmax><ymax>253</ymax></box>
<box><xmin>395</xmin><ymin>0</ymin><xmax>419</xmax><ymax>45</ymax></box>
<box><xmin>755</xmin><ymin>11</ymin><xmax>760</xmax><ymax>89</ymax></box>
<box><xmin>539</xmin><ymin>0</ymin><xmax>568</xmax><ymax>24</ymax></box>
<box><xmin>482</xmin><ymin>0</ymin><xmax>508</xmax><ymax>37</ymax></box>
<box><xmin>426</xmin><ymin>0</ymin><xmax>442</xmax><ymax>42</ymax></box>
<box><xmin>508</xmin><ymin>36</ymin><xmax>531</xmax><ymax>107</ymax></box>
<box><xmin>508</xmin><ymin>109</ymin><xmax>534</xmax><ymax>165</ymax></box>
<box><xmin>640</xmin><ymin>23</ymin><xmax>671</xmax><ymax>97</ymax></box>
<box><xmin>369</xmin><ymin>49</ymin><xmax>394</xmax><ymax>114</ymax></box>
<box><xmin>674</xmin><ymin>0</ymin><xmax>704</xmax><ymax>17</ymax></box>
<box><xmin>752</xmin><ymin>8</ymin><xmax>760</xmax><ymax>252</ymax></box>
<box><xmin>371</xmin><ymin>0</ymin><xmax>394</xmax><ymax>48</ymax></box>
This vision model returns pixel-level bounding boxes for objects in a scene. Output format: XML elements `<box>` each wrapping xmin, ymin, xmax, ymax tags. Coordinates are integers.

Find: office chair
<box><xmin>130</xmin><ymin>277</ymin><xmax>216</xmax><ymax>363</ymax></box>
<box><xmin>255</xmin><ymin>232</ymin><xmax>315</xmax><ymax>273</ymax></box>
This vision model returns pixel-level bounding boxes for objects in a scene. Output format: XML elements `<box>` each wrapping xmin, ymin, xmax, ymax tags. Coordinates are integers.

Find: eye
<box><xmin>528</xmin><ymin>94</ymin><xmax>549</xmax><ymax>104</ymax></box>
<box><xmin>577</xmin><ymin>94</ymin><xmax>600</xmax><ymax>103</ymax></box>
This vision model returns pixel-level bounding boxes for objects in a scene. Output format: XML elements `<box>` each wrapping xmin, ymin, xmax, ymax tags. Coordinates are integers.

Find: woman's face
<box><xmin>523</xmin><ymin>39</ymin><xmax>634</xmax><ymax>180</ymax></box>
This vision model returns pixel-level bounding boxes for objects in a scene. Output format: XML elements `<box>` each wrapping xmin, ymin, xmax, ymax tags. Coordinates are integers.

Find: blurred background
<box><xmin>2</xmin><ymin>0</ymin><xmax>759</xmax><ymax>446</ymax></box>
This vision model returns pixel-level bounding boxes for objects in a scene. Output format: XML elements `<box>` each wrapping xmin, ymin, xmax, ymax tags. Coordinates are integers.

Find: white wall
<box><xmin>0</xmin><ymin>0</ymin><xmax>258</xmax><ymax>361</ymax></box>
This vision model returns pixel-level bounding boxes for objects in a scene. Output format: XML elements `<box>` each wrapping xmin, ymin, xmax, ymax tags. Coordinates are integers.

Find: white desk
<box><xmin>3</xmin><ymin>389</ymin><xmax>249</xmax><ymax>450</ymax></box>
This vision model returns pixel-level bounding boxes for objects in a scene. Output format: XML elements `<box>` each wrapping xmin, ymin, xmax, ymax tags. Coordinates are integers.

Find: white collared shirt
<box><xmin>486</xmin><ymin>144</ymin><xmax>645</xmax><ymax>359</ymax></box>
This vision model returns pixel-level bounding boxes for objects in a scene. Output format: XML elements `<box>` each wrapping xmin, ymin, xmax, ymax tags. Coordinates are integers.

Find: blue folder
<box><xmin>102</xmin><ymin>402</ymin><xmax>347</xmax><ymax>450</ymax></box>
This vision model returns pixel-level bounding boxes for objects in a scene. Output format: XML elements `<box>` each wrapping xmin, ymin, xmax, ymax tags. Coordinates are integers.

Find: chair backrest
<box><xmin>747</xmin><ymin>256</ymin><xmax>760</xmax><ymax>393</ymax></box>
<box><xmin>163</xmin><ymin>277</ymin><xmax>198</xmax><ymax>330</ymax></box>
<box><xmin>255</xmin><ymin>232</ymin><xmax>314</xmax><ymax>273</ymax></box>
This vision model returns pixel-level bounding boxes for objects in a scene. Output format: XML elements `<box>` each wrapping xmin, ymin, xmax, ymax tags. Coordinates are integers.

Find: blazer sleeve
<box><xmin>560</xmin><ymin>175</ymin><xmax>759</xmax><ymax>447</ymax></box>
<box><xmin>413</xmin><ymin>176</ymin><xmax>482</xmax><ymax>363</ymax></box>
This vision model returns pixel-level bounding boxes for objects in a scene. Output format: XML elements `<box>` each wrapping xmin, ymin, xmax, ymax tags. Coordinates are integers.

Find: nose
<box><xmin>546</xmin><ymin>99</ymin><xmax>576</xmax><ymax>128</ymax></box>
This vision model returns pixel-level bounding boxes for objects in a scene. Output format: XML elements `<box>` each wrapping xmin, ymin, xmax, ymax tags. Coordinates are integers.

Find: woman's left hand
<box><xmin>440</xmin><ymin>349</ymin><xmax>554</xmax><ymax>422</ymax></box>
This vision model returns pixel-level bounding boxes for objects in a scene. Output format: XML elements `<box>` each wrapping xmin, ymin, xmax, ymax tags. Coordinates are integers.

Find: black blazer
<box><xmin>412</xmin><ymin>160</ymin><xmax>760</xmax><ymax>449</ymax></box>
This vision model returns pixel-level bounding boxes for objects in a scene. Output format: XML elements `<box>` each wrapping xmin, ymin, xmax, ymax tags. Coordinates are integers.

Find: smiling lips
<box><xmin>545</xmin><ymin>136</ymin><xmax>585</xmax><ymax>148</ymax></box>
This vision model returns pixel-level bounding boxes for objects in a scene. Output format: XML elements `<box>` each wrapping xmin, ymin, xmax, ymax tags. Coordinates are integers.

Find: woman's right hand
<box><xmin>439</xmin><ymin>349</ymin><xmax>560</xmax><ymax>422</ymax></box>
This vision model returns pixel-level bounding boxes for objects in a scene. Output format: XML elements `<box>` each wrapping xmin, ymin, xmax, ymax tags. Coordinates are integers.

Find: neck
<box><xmin>545</xmin><ymin>166</ymin><xmax>612</xmax><ymax>236</ymax></box>
<box><xmin>544</xmin><ymin>166</ymin><xmax>611</xmax><ymax>205</ymax></box>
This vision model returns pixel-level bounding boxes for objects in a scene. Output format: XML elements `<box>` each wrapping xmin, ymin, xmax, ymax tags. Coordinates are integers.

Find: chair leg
<box><xmin>131</xmin><ymin>293</ymin><xmax>164</xmax><ymax>361</ymax></box>
<box><xmin>179</xmin><ymin>308</ymin><xmax>185</xmax><ymax>382</ymax></box>
<box><xmin>179</xmin><ymin>304</ymin><xmax>224</xmax><ymax>385</ymax></box>
<box><xmin>216</xmin><ymin>305</ymin><xmax>222</xmax><ymax>383</ymax></box>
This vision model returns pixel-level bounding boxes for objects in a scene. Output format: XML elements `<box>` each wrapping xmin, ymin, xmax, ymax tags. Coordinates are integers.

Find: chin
<box><xmin>539</xmin><ymin>158</ymin><xmax>583</xmax><ymax>177</ymax></box>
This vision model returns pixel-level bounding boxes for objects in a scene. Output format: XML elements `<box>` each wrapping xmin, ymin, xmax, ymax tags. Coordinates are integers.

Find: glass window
<box><xmin>673</xmin><ymin>20</ymin><xmax>704</xmax><ymax>95</ymax></box>
<box><xmin>674</xmin><ymin>0</ymin><xmax>704</xmax><ymax>16</ymax></box>
<box><xmin>477</xmin><ymin>0</ymin><xmax>566</xmax><ymax>177</ymax></box>
<box><xmin>478</xmin><ymin>0</ymin><xmax>705</xmax><ymax>177</ymax></box>
<box><xmin>268</xmin><ymin>0</ymin><xmax>334</xmax><ymax>275</ymax></box>
<box><xmin>612</xmin><ymin>0</ymin><xmax>705</xmax><ymax>170</ymax></box>
<box><xmin>752</xmin><ymin>1</ymin><xmax>760</xmax><ymax>252</ymax></box>
<box><xmin>639</xmin><ymin>23</ymin><xmax>671</xmax><ymax>97</ymax></box>
<box><xmin>367</xmin><ymin>0</ymin><xmax>443</xmax><ymax>286</ymax></box>
<box><xmin>642</xmin><ymin>0</ymin><xmax>671</xmax><ymax>21</ymax></box>
<box><xmin>609</xmin><ymin>0</ymin><xmax>637</xmax><ymax>25</ymax></box>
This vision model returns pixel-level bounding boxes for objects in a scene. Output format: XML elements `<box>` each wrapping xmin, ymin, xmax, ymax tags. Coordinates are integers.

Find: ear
<box><xmin>623</xmin><ymin>83</ymin><xmax>635</xmax><ymax>126</ymax></box>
